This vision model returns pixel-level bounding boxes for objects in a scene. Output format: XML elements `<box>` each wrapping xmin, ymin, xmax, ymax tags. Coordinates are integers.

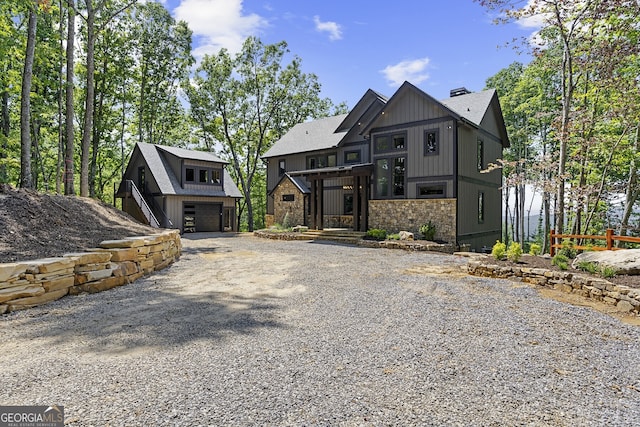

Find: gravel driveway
<box><xmin>2</xmin><ymin>234</ymin><xmax>639</xmax><ymax>426</ymax></box>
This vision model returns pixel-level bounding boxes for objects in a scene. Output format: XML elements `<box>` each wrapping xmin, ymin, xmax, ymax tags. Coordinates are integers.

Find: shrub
<box><xmin>552</xmin><ymin>254</ymin><xmax>569</xmax><ymax>270</ymax></box>
<box><xmin>506</xmin><ymin>242</ymin><xmax>523</xmax><ymax>263</ymax></box>
<box><xmin>600</xmin><ymin>266</ymin><xmax>618</xmax><ymax>279</ymax></box>
<box><xmin>419</xmin><ymin>221</ymin><xmax>436</xmax><ymax>240</ymax></box>
<box><xmin>491</xmin><ymin>240</ymin><xmax>506</xmax><ymax>261</ymax></box>
<box><xmin>558</xmin><ymin>241</ymin><xmax>577</xmax><ymax>259</ymax></box>
<box><xmin>528</xmin><ymin>243</ymin><xmax>541</xmax><ymax>256</ymax></box>
<box><xmin>282</xmin><ymin>212</ymin><xmax>292</xmax><ymax>229</ymax></box>
<box><xmin>387</xmin><ymin>233</ymin><xmax>400</xmax><ymax>240</ymax></box>
<box><xmin>577</xmin><ymin>261</ymin><xmax>598</xmax><ymax>274</ymax></box>
<box><xmin>366</xmin><ymin>228</ymin><xmax>387</xmax><ymax>241</ymax></box>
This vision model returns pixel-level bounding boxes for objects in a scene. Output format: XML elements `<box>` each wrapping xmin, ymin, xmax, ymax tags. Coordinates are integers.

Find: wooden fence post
<box><xmin>550</xmin><ymin>229</ymin><xmax>555</xmax><ymax>257</ymax></box>
<box><xmin>606</xmin><ymin>228</ymin><xmax>614</xmax><ymax>250</ymax></box>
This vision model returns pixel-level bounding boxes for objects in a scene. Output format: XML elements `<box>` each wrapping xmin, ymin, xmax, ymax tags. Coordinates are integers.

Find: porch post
<box><xmin>316</xmin><ymin>179</ymin><xmax>324</xmax><ymax>230</ymax></box>
<box><xmin>362</xmin><ymin>176</ymin><xmax>369</xmax><ymax>232</ymax></box>
<box><xmin>310</xmin><ymin>179</ymin><xmax>317</xmax><ymax>230</ymax></box>
<box><xmin>353</xmin><ymin>175</ymin><xmax>361</xmax><ymax>231</ymax></box>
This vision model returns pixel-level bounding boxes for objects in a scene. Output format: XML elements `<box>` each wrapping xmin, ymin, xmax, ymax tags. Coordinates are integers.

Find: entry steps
<box><xmin>300</xmin><ymin>229</ymin><xmax>366</xmax><ymax>245</ymax></box>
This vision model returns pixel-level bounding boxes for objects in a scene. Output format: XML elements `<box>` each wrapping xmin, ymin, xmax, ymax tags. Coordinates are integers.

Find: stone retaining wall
<box><xmin>468</xmin><ymin>260</ymin><xmax>640</xmax><ymax>314</ymax></box>
<box><xmin>0</xmin><ymin>230</ymin><xmax>181</xmax><ymax>314</ymax></box>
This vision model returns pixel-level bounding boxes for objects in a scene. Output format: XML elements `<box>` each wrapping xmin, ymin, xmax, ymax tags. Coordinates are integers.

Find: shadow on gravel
<box><xmin>11</xmin><ymin>277</ymin><xmax>284</xmax><ymax>355</ymax></box>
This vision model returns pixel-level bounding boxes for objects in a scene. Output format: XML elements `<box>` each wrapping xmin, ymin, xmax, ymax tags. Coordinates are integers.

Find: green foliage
<box><xmin>506</xmin><ymin>242</ymin><xmax>523</xmax><ymax>263</ymax></box>
<box><xmin>528</xmin><ymin>243</ymin><xmax>541</xmax><ymax>256</ymax></box>
<box><xmin>552</xmin><ymin>254</ymin><xmax>569</xmax><ymax>270</ymax></box>
<box><xmin>600</xmin><ymin>266</ymin><xmax>618</xmax><ymax>279</ymax></box>
<box><xmin>419</xmin><ymin>221</ymin><xmax>436</xmax><ymax>240</ymax></box>
<box><xmin>387</xmin><ymin>233</ymin><xmax>400</xmax><ymax>240</ymax></box>
<box><xmin>577</xmin><ymin>261</ymin><xmax>598</xmax><ymax>274</ymax></box>
<box><xmin>366</xmin><ymin>228</ymin><xmax>387</xmax><ymax>241</ymax></box>
<box><xmin>491</xmin><ymin>240</ymin><xmax>506</xmax><ymax>260</ymax></box>
<box><xmin>558</xmin><ymin>241</ymin><xmax>577</xmax><ymax>259</ymax></box>
<box><xmin>281</xmin><ymin>211</ymin><xmax>291</xmax><ymax>229</ymax></box>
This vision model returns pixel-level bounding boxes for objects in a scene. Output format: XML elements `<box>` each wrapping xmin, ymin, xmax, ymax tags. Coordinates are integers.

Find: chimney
<box><xmin>450</xmin><ymin>87</ymin><xmax>471</xmax><ymax>97</ymax></box>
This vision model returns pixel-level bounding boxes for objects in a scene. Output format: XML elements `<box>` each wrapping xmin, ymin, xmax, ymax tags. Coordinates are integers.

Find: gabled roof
<box><xmin>268</xmin><ymin>173</ymin><xmax>311</xmax><ymax>196</ymax></box>
<box><xmin>134</xmin><ymin>142</ymin><xmax>242</xmax><ymax>198</ymax></box>
<box><xmin>262</xmin><ymin>114</ymin><xmax>348</xmax><ymax>158</ymax></box>
<box><xmin>335</xmin><ymin>89</ymin><xmax>387</xmax><ymax>133</ymax></box>
<box><xmin>440</xmin><ymin>89</ymin><xmax>496</xmax><ymax>127</ymax></box>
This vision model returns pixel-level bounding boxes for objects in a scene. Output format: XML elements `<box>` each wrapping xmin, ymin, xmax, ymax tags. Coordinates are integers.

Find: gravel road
<box><xmin>2</xmin><ymin>234</ymin><xmax>639</xmax><ymax>426</ymax></box>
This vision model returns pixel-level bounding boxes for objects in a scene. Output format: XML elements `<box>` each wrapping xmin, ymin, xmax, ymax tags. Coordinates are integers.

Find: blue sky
<box><xmin>164</xmin><ymin>0</ymin><xmax>536</xmax><ymax>108</ymax></box>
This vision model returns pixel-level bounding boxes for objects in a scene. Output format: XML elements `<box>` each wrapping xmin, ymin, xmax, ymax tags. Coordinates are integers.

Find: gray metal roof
<box><xmin>440</xmin><ymin>89</ymin><xmax>496</xmax><ymax>127</ymax></box>
<box><xmin>137</xmin><ymin>142</ymin><xmax>242</xmax><ymax>198</ymax></box>
<box><xmin>262</xmin><ymin>114</ymin><xmax>348</xmax><ymax>158</ymax></box>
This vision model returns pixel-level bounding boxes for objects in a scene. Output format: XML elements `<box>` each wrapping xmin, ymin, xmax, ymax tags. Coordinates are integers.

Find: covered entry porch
<box><xmin>288</xmin><ymin>163</ymin><xmax>373</xmax><ymax>232</ymax></box>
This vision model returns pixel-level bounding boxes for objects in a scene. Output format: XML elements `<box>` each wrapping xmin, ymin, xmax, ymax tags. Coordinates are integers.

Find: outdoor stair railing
<box><xmin>126</xmin><ymin>180</ymin><xmax>160</xmax><ymax>228</ymax></box>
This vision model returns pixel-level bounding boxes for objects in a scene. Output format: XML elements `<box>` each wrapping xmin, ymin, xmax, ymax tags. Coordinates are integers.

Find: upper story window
<box><xmin>424</xmin><ymin>129</ymin><xmax>439</xmax><ymax>156</ymax></box>
<box><xmin>306</xmin><ymin>153</ymin><xmax>336</xmax><ymax>169</ymax></box>
<box><xmin>477</xmin><ymin>138</ymin><xmax>484</xmax><ymax>171</ymax></box>
<box><xmin>184</xmin><ymin>165</ymin><xmax>222</xmax><ymax>186</ymax></box>
<box><xmin>374</xmin><ymin>132</ymin><xmax>406</xmax><ymax>153</ymax></box>
<box><xmin>344</xmin><ymin>150</ymin><xmax>361</xmax><ymax>164</ymax></box>
<box><xmin>278</xmin><ymin>159</ymin><xmax>286</xmax><ymax>176</ymax></box>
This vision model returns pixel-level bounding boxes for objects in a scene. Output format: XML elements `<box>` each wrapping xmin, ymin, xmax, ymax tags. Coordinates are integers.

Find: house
<box><xmin>262</xmin><ymin>82</ymin><xmax>509</xmax><ymax>250</ymax></box>
<box><xmin>116</xmin><ymin>142</ymin><xmax>242</xmax><ymax>233</ymax></box>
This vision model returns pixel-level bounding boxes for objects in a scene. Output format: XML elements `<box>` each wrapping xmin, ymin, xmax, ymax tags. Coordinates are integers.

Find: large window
<box><xmin>424</xmin><ymin>129</ymin><xmax>439</xmax><ymax>156</ymax></box>
<box><xmin>306</xmin><ymin>153</ymin><xmax>336</xmax><ymax>169</ymax></box>
<box><xmin>278</xmin><ymin>159</ymin><xmax>286</xmax><ymax>176</ymax></box>
<box><xmin>374</xmin><ymin>132</ymin><xmax>406</xmax><ymax>153</ymax></box>
<box><xmin>184</xmin><ymin>166</ymin><xmax>222</xmax><ymax>186</ymax></box>
<box><xmin>344</xmin><ymin>194</ymin><xmax>353</xmax><ymax>215</ymax></box>
<box><xmin>375</xmin><ymin>156</ymin><xmax>405</xmax><ymax>198</ymax></box>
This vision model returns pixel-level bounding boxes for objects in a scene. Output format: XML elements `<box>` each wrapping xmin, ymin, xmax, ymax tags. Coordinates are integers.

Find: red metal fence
<box><xmin>549</xmin><ymin>229</ymin><xmax>640</xmax><ymax>256</ymax></box>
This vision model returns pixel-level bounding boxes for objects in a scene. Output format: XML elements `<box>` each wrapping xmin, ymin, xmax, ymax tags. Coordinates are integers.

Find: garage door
<box><xmin>183</xmin><ymin>203</ymin><xmax>222</xmax><ymax>232</ymax></box>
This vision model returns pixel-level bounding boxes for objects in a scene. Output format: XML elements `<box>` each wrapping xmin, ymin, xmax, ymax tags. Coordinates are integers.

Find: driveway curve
<box><xmin>1</xmin><ymin>233</ymin><xmax>639</xmax><ymax>426</ymax></box>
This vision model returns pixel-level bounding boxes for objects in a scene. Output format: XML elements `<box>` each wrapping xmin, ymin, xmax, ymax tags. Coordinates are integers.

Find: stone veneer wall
<box><xmin>272</xmin><ymin>178</ymin><xmax>306</xmax><ymax>226</ymax></box>
<box><xmin>368</xmin><ymin>199</ymin><xmax>456</xmax><ymax>242</ymax></box>
<box><xmin>0</xmin><ymin>229</ymin><xmax>181</xmax><ymax>314</ymax></box>
<box><xmin>468</xmin><ymin>259</ymin><xmax>640</xmax><ymax>314</ymax></box>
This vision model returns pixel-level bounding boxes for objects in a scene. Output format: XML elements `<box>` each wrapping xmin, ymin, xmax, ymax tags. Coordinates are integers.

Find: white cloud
<box><xmin>380</xmin><ymin>57</ymin><xmax>430</xmax><ymax>87</ymax></box>
<box><xmin>174</xmin><ymin>0</ymin><xmax>267</xmax><ymax>57</ymax></box>
<box><xmin>313</xmin><ymin>15</ymin><xmax>342</xmax><ymax>41</ymax></box>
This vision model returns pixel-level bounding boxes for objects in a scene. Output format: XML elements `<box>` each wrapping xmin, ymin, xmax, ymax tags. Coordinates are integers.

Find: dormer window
<box><xmin>185</xmin><ymin>168</ymin><xmax>195</xmax><ymax>182</ymax></box>
<box><xmin>184</xmin><ymin>165</ymin><xmax>222</xmax><ymax>186</ymax></box>
<box><xmin>199</xmin><ymin>169</ymin><xmax>209</xmax><ymax>183</ymax></box>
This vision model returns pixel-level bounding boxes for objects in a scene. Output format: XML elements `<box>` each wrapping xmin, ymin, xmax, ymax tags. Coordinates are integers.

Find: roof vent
<box><xmin>450</xmin><ymin>87</ymin><xmax>471</xmax><ymax>97</ymax></box>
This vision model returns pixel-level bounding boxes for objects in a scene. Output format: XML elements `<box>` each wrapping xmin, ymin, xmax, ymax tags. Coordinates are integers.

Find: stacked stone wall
<box><xmin>368</xmin><ymin>199</ymin><xmax>456</xmax><ymax>242</ymax></box>
<box><xmin>468</xmin><ymin>260</ymin><xmax>640</xmax><ymax>314</ymax></box>
<box><xmin>272</xmin><ymin>179</ymin><xmax>306</xmax><ymax>226</ymax></box>
<box><xmin>0</xmin><ymin>230</ymin><xmax>181</xmax><ymax>314</ymax></box>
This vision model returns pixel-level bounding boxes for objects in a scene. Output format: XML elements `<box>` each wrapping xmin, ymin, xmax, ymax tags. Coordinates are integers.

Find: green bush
<box><xmin>366</xmin><ymin>228</ymin><xmax>388</xmax><ymax>241</ymax></box>
<box><xmin>552</xmin><ymin>254</ymin><xmax>569</xmax><ymax>270</ymax></box>
<box><xmin>600</xmin><ymin>266</ymin><xmax>618</xmax><ymax>279</ymax></box>
<box><xmin>491</xmin><ymin>240</ymin><xmax>506</xmax><ymax>260</ymax></box>
<box><xmin>528</xmin><ymin>243</ymin><xmax>541</xmax><ymax>256</ymax></box>
<box><xmin>387</xmin><ymin>233</ymin><xmax>400</xmax><ymax>240</ymax></box>
<box><xmin>419</xmin><ymin>221</ymin><xmax>436</xmax><ymax>240</ymax></box>
<box><xmin>577</xmin><ymin>261</ymin><xmax>598</xmax><ymax>274</ymax></box>
<box><xmin>506</xmin><ymin>242</ymin><xmax>523</xmax><ymax>263</ymax></box>
<box><xmin>558</xmin><ymin>241</ymin><xmax>577</xmax><ymax>259</ymax></box>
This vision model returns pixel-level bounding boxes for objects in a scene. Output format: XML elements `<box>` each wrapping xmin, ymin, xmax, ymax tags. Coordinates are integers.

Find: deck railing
<box><xmin>549</xmin><ymin>228</ymin><xmax>640</xmax><ymax>256</ymax></box>
<box><xmin>126</xmin><ymin>180</ymin><xmax>160</xmax><ymax>228</ymax></box>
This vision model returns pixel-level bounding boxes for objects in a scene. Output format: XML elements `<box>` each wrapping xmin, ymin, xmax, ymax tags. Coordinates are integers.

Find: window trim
<box><xmin>416</xmin><ymin>182</ymin><xmax>446</xmax><ymax>199</ymax></box>
<box><xmin>478</xmin><ymin>191</ymin><xmax>485</xmax><ymax>224</ymax></box>
<box><xmin>373</xmin><ymin>131</ymin><xmax>407</xmax><ymax>154</ymax></box>
<box><xmin>477</xmin><ymin>138</ymin><xmax>484</xmax><ymax>171</ymax></box>
<box><xmin>306</xmin><ymin>152</ymin><xmax>337</xmax><ymax>169</ymax></box>
<box><xmin>344</xmin><ymin>150</ymin><xmax>361</xmax><ymax>164</ymax></box>
<box><xmin>374</xmin><ymin>155</ymin><xmax>406</xmax><ymax>199</ymax></box>
<box><xmin>183</xmin><ymin>165</ymin><xmax>223</xmax><ymax>186</ymax></box>
<box><xmin>424</xmin><ymin>129</ymin><xmax>439</xmax><ymax>156</ymax></box>
<box><xmin>282</xmin><ymin>194</ymin><xmax>295</xmax><ymax>202</ymax></box>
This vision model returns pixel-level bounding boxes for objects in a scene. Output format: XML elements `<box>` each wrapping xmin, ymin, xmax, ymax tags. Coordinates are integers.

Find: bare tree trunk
<box><xmin>618</xmin><ymin>125</ymin><xmax>640</xmax><ymax>243</ymax></box>
<box><xmin>56</xmin><ymin>0</ymin><xmax>64</xmax><ymax>193</ymax></box>
<box><xmin>20</xmin><ymin>7</ymin><xmax>37</xmax><ymax>189</ymax></box>
<box><xmin>503</xmin><ymin>184</ymin><xmax>510</xmax><ymax>245</ymax></box>
<box><xmin>80</xmin><ymin>0</ymin><xmax>96</xmax><ymax>197</ymax></box>
<box><xmin>1</xmin><ymin>89</ymin><xmax>9</xmax><ymax>183</ymax></box>
<box><xmin>64</xmin><ymin>0</ymin><xmax>75</xmax><ymax>195</ymax></box>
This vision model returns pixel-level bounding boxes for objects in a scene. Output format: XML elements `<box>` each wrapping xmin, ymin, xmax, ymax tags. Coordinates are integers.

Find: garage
<box><xmin>183</xmin><ymin>203</ymin><xmax>222</xmax><ymax>232</ymax></box>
